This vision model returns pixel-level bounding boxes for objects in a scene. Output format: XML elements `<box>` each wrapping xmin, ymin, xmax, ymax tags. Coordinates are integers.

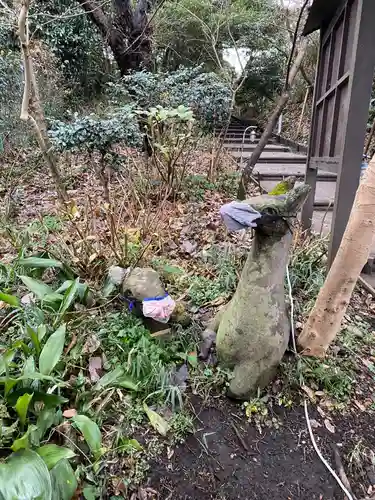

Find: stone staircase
<box><xmin>220</xmin><ymin>121</ymin><xmax>336</xmax><ymax>235</ymax></box>
<box><xmin>220</xmin><ymin>120</ymin><xmax>375</xmax><ymax>285</ymax></box>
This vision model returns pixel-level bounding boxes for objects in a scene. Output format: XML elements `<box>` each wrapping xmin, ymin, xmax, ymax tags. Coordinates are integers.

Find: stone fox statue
<box><xmin>201</xmin><ymin>184</ymin><xmax>310</xmax><ymax>400</ymax></box>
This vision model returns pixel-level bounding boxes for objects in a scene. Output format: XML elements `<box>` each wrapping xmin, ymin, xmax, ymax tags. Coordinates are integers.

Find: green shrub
<box><xmin>108</xmin><ymin>66</ymin><xmax>232</xmax><ymax>129</ymax></box>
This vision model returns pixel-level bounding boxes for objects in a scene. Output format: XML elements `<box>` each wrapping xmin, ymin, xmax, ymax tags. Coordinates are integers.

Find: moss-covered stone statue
<box><xmin>202</xmin><ymin>184</ymin><xmax>310</xmax><ymax>400</ymax></box>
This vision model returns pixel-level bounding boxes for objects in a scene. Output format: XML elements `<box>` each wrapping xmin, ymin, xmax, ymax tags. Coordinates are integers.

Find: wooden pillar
<box><xmin>328</xmin><ymin>0</ymin><xmax>375</xmax><ymax>266</ymax></box>
<box><xmin>301</xmin><ymin>32</ymin><xmax>323</xmax><ymax>231</ymax></box>
<box><xmin>301</xmin><ymin>32</ymin><xmax>323</xmax><ymax>232</ymax></box>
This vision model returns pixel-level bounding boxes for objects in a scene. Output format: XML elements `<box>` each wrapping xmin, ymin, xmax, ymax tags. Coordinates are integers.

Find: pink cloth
<box><xmin>142</xmin><ymin>295</ymin><xmax>176</xmax><ymax>323</ymax></box>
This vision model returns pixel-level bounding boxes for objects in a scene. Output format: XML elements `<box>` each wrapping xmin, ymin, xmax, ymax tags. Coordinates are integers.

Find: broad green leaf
<box><xmin>94</xmin><ymin>367</ymin><xmax>139</xmax><ymax>392</ymax></box>
<box><xmin>13</xmin><ymin>339</ymin><xmax>31</xmax><ymax>356</ymax></box>
<box><xmin>163</xmin><ymin>264</ymin><xmax>183</xmax><ymax>275</ymax></box>
<box><xmin>11</xmin><ymin>424</ymin><xmax>38</xmax><ymax>452</ymax></box>
<box><xmin>0</xmin><ymin>373</ymin><xmax>56</xmax><ymax>395</ymax></box>
<box><xmin>15</xmin><ymin>392</ymin><xmax>33</xmax><ymax>427</ymax></box>
<box><xmin>0</xmin><ymin>449</ymin><xmax>52</xmax><ymax>500</ymax></box>
<box><xmin>0</xmin><ymin>349</ymin><xmax>15</xmax><ymax>376</ymax></box>
<box><xmin>3</xmin><ymin>378</ymin><xmax>19</xmax><ymax>396</ymax></box>
<box><xmin>56</xmin><ymin>278</ymin><xmax>80</xmax><ymax>323</ymax></box>
<box><xmin>38</xmin><ymin>324</ymin><xmax>47</xmax><ymax>342</ymax></box>
<box><xmin>27</xmin><ymin>325</ymin><xmax>41</xmax><ymax>355</ymax></box>
<box><xmin>43</xmin><ymin>292</ymin><xmax>64</xmax><ymax>304</ymax></box>
<box><xmin>7</xmin><ymin>388</ymin><xmax>68</xmax><ymax>408</ymax></box>
<box><xmin>187</xmin><ymin>351</ymin><xmax>198</xmax><ymax>368</ymax></box>
<box><xmin>119</xmin><ymin>438</ymin><xmax>143</xmax><ymax>453</ymax></box>
<box><xmin>36</xmin><ymin>444</ymin><xmax>75</xmax><ymax>470</ymax></box>
<box><xmin>39</xmin><ymin>324</ymin><xmax>66</xmax><ymax>375</ymax></box>
<box><xmin>19</xmin><ymin>276</ymin><xmax>53</xmax><ymax>300</ymax></box>
<box><xmin>117</xmin><ymin>375</ymin><xmax>139</xmax><ymax>391</ymax></box>
<box><xmin>56</xmin><ymin>280</ymin><xmax>88</xmax><ymax>301</ymax></box>
<box><xmin>36</xmin><ymin>407</ymin><xmax>57</xmax><ymax>441</ymax></box>
<box><xmin>19</xmin><ymin>257</ymin><xmax>63</xmax><ymax>269</ymax></box>
<box><xmin>93</xmin><ymin>366</ymin><xmax>124</xmax><ymax>390</ymax></box>
<box><xmin>50</xmin><ymin>459</ymin><xmax>77</xmax><ymax>500</ymax></box>
<box><xmin>23</xmin><ymin>356</ymin><xmax>36</xmax><ymax>377</ymax></box>
<box><xmin>72</xmin><ymin>414</ymin><xmax>102</xmax><ymax>459</ymax></box>
<box><xmin>0</xmin><ymin>291</ymin><xmax>20</xmax><ymax>307</ymax></box>
<box><xmin>83</xmin><ymin>485</ymin><xmax>97</xmax><ymax>500</ymax></box>
<box><xmin>143</xmin><ymin>403</ymin><xmax>169</xmax><ymax>436</ymax></box>
<box><xmin>101</xmin><ymin>279</ymin><xmax>116</xmax><ymax>298</ymax></box>
<box><xmin>0</xmin><ymin>372</ymin><xmax>55</xmax><ymax>383</ymax></box>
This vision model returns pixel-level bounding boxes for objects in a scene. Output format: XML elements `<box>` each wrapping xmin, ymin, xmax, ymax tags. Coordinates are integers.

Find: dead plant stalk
<box><xmin>18</xmin><ymin>0</ymin><xmax>68</xmax><ymax>203</ymax></box>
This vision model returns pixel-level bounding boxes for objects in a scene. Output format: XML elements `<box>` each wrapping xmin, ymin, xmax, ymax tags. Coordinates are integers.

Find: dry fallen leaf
<box><xmin>309</xmin><ymin>419</ymin><xmax>322</xmax><ymax>429</ymax></box>
<box><xmin>82</xmin><ymin>334</ymin><xmax>101</xmax><ymax>354</ymax></box>
<box><xmin>316</xmin><ymin>406</ymin><xmax>326</xmax><ymax>418</ymax></box>
<box><xmin>354</xmin><ymin>399</ymin><xmax>366</xmax><ymax>412</ymax></box>
<box><xmin>301</xmin><ymin>385</ymin><xmax>316</xmax><ymax>402</ymax></box>
<box><xmin>89</xmin><ymin>356</ymin><xmax>102</xmax><ymax>382</ymax></box>
<box><xmin>180</xmin><ymin>239</ymin><xmax>197</xmax><ymax>255</ymax></box>
<box><xmin>324</xmin><ymin>419</ymin><xmax>335</xmax><ymax>433</ymax></box>
<box><xmin>314</xmin><ymin>391</ymin><xmax>325</xmax><ymax>397</ymax></box>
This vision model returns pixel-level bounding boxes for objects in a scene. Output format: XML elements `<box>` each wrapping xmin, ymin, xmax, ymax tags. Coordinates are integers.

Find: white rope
<box><xmin>304</xmin><ymin>400</ymin><xmax>354</xmax><ymax>500</ymax></box>
<box><xmin>286</xmin><ymin>264</ymin><xmax>296</xmax><ymax>353</ymax></box>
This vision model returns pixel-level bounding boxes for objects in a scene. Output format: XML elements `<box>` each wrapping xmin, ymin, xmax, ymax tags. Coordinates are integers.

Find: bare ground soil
<box><xmin>150</xmin><ymin>396</ymin><xmax>375</xmax><ymax>500</ymax></box>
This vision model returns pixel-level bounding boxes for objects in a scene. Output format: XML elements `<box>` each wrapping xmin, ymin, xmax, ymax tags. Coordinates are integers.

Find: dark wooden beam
<box><xmin>328</xmin><ymin>0</ymin><xmax>375</xmax><ymax>265</ymax></box>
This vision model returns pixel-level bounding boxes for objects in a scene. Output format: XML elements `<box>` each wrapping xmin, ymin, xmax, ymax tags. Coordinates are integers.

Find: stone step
<box><xmin>219</xmin><ymin>136</ymin><xmax>264</xmax><ymax>143</ymax></box>
<box><xmin>261</xmin><ymin>179</ymin><xmax>335</xmax><ymax>207</ymax></box>
<box><xmin>232</xmin><ymin>151</ymin><xmax>307</xmax><ymax>164</ymax></box>
<box><xmin>224</xmin><ymin>143</ymin><xmax>289</xmax><ymax>152</ymax></box>
<box><xmin>252</xmin><ymin>163</ymin><xmax>337</xmax><ymax>181</ymax></box>
<box><xmin>311</xmin><ymin>211</ymin><xmax>332</xmax><ymax>235</ymax></box>
<box><xmin>216</xmin><ymin>127</ymin><xmax>258</xmax><ymax>132</ymax></box>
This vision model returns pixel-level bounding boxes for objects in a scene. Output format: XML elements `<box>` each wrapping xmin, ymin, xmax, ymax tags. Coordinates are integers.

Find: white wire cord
<box><xmin>287</xmin><ymin>265</ymin><xmax>354</xmax><ymax>500</ymax></box>
<box><xmin>286</xmin><ymin>264</ymin><xmax>297</xmax><ymax>353</ymax></box>
<box><xmin>304</xmin><ymin>400</ymin><xmax>354</xmax><ymax>500</ymax></box>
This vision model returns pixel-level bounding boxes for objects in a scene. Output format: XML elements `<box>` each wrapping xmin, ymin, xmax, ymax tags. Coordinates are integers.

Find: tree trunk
<box><xmin>365</xmin><ymin>117</ymin><xmax>375</xmax><ymax>156</ymax></box>
<box><xmin>298</xmin><ymin>154</ymin><xmax>375</xmax><ymax>357</ymax></box>
<box><xmin>18</xmin><ymin>0</ymin><xmax>68</xmax><ymax>203</ymax></box>
<box><xmin>237</xmin><ymin>37</ymin><xmax>308</xmax><ymax>200</ymax></box>
<box><xmin>77</xmin><ymin>0</ymin><xmax>151</xmax><ymax>75</ymax></box>
<box><xmin>210</xmin><ymin>185</ymin><xmax>310</xmax><ymax>399</ymax></box>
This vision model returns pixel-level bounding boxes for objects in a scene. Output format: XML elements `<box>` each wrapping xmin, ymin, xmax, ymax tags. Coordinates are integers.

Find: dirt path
<box><xmin>150</xmin><ymin>397</ymin><xmax>375</xmax><ymax>500</ymax></box>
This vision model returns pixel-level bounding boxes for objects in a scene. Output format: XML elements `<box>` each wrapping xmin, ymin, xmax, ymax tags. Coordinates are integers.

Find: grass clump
<box><xmin>288</xmin><ymin>233</ymin><xmax>327</xmax><ymax>316</ymax></box>
<box><xmin>98</xmin><ymin>312</ymin><xmax>198</xmax><ymax>405</ymax></box>
<box><xmin>280</xmin><ymin>355</ymin><xmax>355</xmax><ymax>403</ymax></box>
<box><xmin>187</xmin><ymin>244</ymin><xmax>242</xmax><ymax>306</ymax></box>
<box><xmin>183</xmin><ymin>172</ymin><xmax>241</xmax><ymax>201</ymax></box>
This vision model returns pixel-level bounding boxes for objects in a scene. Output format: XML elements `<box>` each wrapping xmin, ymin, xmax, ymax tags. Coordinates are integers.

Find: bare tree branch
<box><xmin>18</xmin><ymin>0</ymin><xmax>69</xmax><ymax>203</ymax></box>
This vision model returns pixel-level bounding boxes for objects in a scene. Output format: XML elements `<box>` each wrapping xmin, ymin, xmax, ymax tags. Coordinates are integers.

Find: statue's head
<box><xmin>246</xmin><ymin>184</ymin><xmax>311</xmax><ymax>236</ymax></box>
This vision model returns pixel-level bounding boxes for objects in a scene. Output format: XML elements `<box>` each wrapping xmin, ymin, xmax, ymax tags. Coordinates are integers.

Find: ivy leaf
<box><xmin>39</xmin><ymin>324</ymin><xmax>66</xmax><ymax>375</ymax></box>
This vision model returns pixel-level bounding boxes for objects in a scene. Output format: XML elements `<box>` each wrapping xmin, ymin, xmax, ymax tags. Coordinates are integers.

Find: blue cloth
<box><xmin>220</xmin><ymin>201</ymin><xmax>261</xmax><ymax>231</ymax></box>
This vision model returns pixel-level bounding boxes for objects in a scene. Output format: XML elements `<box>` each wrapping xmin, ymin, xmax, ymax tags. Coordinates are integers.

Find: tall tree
<box><xmin>298</xmin><ymin>155</ymin><xmax>375</xmax><ymax>356</ymax></box>
<box><xmin>77</xmin><ymin>0</ymin><xmax>152</xmax><ymax>75</ymax></box>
